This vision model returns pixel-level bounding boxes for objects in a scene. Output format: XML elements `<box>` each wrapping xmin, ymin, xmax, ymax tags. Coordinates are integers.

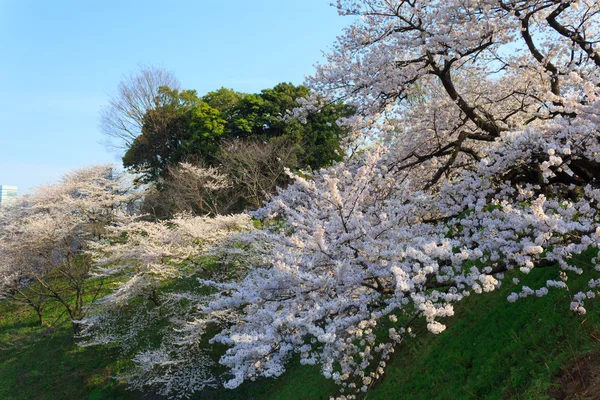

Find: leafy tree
<box><xmin>282</xmin><ymin>102</ymin><xmax>352</xmax><ymax>170</ymax></box>
<box><xmin>122</xmin><ymin>87</ymin><xmax>226</xmax><ymax>182</ymax></box>
<box><xmin>123</xmin><ymin>83</ymin><xmax>354</xmax><ymax>214</ymax></box>
<box><xmin>201</xmin><ymin>87</ymin><xmax>246</xmax><ymax>122</ymax></box>
<box><xmin>204</xmin><ymin>83</ymin><xmax>354</xmax><ymax>170</ymax></box>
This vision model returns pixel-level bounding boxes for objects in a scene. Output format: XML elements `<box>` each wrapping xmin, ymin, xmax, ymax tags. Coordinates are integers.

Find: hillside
<box><xmin>2</xmin><ymin>257</ymin><xmax>599</xmax><ymax>400</ymax></box>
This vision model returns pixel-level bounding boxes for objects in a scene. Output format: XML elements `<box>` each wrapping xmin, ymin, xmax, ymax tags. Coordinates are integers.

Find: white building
<box><xmin>0</xmin><ymin>185</ymin><xmax>18</xmax><ymax>206</ymax></box>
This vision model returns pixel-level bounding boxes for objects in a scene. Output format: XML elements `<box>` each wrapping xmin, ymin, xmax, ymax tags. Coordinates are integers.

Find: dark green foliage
<box><xmin>123</xmin><ymin>87</ymin><xmax>226</xmax><ymax>182</ymax></box>
<box><xmin>124</xmin><ymin>83</ymin><xmax>354</xmax><ymax>184</ymax></box>
<box><xmin>204</xmin><ymin>83</ymin><xmax>354</xmax><ymax>170</ymax></box>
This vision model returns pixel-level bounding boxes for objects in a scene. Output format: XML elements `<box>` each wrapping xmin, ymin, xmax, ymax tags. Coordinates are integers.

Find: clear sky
<box><xmin>0</xmin><ymin>0</ymin><xmax>348</xmax><ymax>193</ymax></box>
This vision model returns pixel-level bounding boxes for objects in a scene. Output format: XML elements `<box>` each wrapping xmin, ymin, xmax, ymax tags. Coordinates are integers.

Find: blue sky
<box><xmin>0</xmin><ymin>0</ymin><xmax>348</xmax><ymax>193</ymax></box>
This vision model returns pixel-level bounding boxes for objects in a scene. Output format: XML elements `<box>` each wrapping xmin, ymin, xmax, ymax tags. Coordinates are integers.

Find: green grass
<box><xmin>366</xmin><ymin>262</ymin><xmax>600</xmax><ymax>400</ymax></box>
<box><xmin>2</xmin><ymin>257</ymin><xmax>600</xmax><ymax>400</ymax></box>
<box><xmin>0</xmin><ymin>298</ymin><xmax>132</xmax><ymax>400</ymax></box>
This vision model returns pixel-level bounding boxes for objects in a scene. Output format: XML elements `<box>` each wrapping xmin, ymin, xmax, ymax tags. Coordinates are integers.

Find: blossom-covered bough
<box><xmin>304</xmin><ymin>0</ymin><xmax>600</xmax><ymax>189</ymax></box>
<box><xmin>84</xmin><ymin>213</ymin><xmax>253</xmax><ymax>309</ymax></box>
<box><xmin>202</xmin><ymin>143</ymin><xmax>599</xmax><ymax>397</ymax></box>
<box><xmin>79</xmin><ymin>1</ymin><xmax>600</xmax><ymax>398</ymax></box>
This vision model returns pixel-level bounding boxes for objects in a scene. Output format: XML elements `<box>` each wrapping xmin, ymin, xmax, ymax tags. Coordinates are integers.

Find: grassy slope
<box><xmin>2</xmin><ymin>257</ymin><xmax>600</xmax><ymax>400</ymax></box>
<box><xmin>0</xmin><ymin>299</ymin><xmax>130</xmax><ymax>400</ymax></box>
<box><xmin>367</xmin><ymin>265</ymin><xmax>600</xmax><ymax>400</ymax></box>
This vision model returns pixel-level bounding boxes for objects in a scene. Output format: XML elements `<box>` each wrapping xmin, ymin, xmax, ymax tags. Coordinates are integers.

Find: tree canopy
<box><xmin>204</xmin><ymin>83</ymin><xmax>354</xmax><ymax>170</ymax></box>
<box><xmin>122</xmin><ymin>82</ymin><xmax>354</xmax><ymax>183</ymax></box>
<box><xmin>305</xmin><ymin>0</ymin><xmax>600</xmax><ymax>192</ymax></box>
<box><xmin>0</xmin><ymin>165</ymin><xmax>140</xmax><ymax>326</ymax></box>
<box><xmin>122</xmin><ymin>87</ymin><xmax>226</xmax><ymax>182</ymax></box>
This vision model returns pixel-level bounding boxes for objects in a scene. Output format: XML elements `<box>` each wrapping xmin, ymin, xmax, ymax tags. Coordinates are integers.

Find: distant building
<box><xmin>0</xmin><ymin>185</ymin><xmax>18</xmax><ymax>206</ymax></box>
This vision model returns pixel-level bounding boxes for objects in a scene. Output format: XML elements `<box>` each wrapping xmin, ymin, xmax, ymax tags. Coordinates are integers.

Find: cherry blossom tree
<box><xmin>192</xmin><ymin>1</ymin><xmax>600</xmax><ymax>395</ymax></box>
<box><xmin>0</xmin><ymin>165</ymin><xmax>140</xmax><ymax>326</ymax></box>
<box><xmin>303</xmin><ymin>0</ymin><xmax>600</xmax><ymax>190</ymax></box>
<box><xmin>190</xmin><ymin>138</ymin><xmax>599</xmax><ymax>398</ymax></box>
<box><xmin>75</xmin><ymin>212</ymin><xmax>256</xmax><ymax>397</ymax></box>
<box><xmin>83</xmin><ymin>213</ymin><xmax>253</xmax><ymax>311</ymax></box>
<box><xmin>77</xmin><ymin>1</ymin><xmax>600</xmax><ymax>398</ymax></box>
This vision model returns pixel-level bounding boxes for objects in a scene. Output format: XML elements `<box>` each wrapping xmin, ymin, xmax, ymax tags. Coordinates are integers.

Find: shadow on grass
<box><xmin>0</xmin><ymin>300</ymin><xmax>130</xmax><ymax>400</ymax></box>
